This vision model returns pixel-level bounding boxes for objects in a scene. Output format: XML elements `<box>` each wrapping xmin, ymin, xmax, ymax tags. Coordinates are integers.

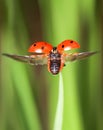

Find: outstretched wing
<box><xmin>64</xmin><ymin>51</ymin><xmax>98</xmax><ymax>63</ymax></box>
<box><xmin>2</xmin><ymin>53</ymin><xmax>48</xmax><ymax>65</ymax></box>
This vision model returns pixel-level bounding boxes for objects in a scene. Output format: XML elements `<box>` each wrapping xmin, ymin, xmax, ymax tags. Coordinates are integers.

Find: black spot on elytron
<box><xmin>62</xmin><ymin>45</ymin><xmax>64</xmax><ymax>48</ymax></box>
<box><xmin>33</xmin><ymin>43</ymin><xmax>36</xmax><ymax>46</ymax></box>
<box><xmin>41</xmin><ymin>46</ymin><xmax>44</xmax><ymax>49</ymax></box>
<box><xmin>70</xmin><ymin>40</ymin><xmax>73</xmax><ymax>43</ymax></box>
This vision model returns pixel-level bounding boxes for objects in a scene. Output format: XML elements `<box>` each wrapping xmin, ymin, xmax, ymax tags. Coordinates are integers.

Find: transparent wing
<box><xmin>2</xmin><ymin>53</ymin><xmax>48</xmax><ymax>65</ymax></box>
<box><xmin>65</xmin><ymin>51</ymin><xmax>98</xmax><ymax>63</ymax></box>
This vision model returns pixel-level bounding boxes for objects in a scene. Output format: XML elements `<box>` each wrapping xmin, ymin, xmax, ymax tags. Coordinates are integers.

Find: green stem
<box><xmin>53</xmin><ymin>72</ymin><xmax>64</xmax><ymax>130</ymax></box>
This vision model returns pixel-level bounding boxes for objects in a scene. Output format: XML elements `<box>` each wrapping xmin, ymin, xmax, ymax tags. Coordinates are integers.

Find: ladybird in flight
<box><xmin>3</xmin><ymin>40</ymin><xmax>97</xmax><ymax>75</ymax></box>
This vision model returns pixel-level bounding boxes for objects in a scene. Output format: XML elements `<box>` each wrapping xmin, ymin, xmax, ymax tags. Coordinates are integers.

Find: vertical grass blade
<box><xmin>53</xmin><ymin>72</ymin><xmax>63</xmax><ymax>130</ymax></box>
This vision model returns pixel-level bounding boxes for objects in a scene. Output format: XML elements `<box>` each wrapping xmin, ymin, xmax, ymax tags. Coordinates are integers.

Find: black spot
<box><xmin>33</xmin><ymin>44</ymin><xmax>36</xmax><ymax>46</ymax></box>
<box><xmin>62</xmin><ymin>45</ymin><xmax>64</xmax><ymax>48</ymax></box>
<box><xmin>70</xmin><ymin>40</ymin><xmax>73</xmax><ymax>43</ymax></box>
<box><xmin>41</xmin><ymin>46</ymin><xmax>44</xmax><ymax>49</ymax></box>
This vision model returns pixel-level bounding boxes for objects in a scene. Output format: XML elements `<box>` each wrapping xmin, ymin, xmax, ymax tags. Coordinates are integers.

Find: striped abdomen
<box><xmin>48</xmin><ymin>50</ymin><xmax>63</xmax><ymax>75</ymax></box>
<box><xmin>49</xmin><ymin>59</ymin><xmax>61</xmax><ymax>75</ymax></box>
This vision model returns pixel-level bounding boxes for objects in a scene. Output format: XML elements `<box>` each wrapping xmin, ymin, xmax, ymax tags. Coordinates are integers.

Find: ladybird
<box><xmin>3</xmin><ymin>40</ymin><xmax>97</xmax><ymax>75</ymax></box>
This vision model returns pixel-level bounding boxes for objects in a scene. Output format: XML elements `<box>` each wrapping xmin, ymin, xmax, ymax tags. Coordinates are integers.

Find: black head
<box><xmin>53</xmin><ymin>47</ymin><xmax>57</xmax><ymax>51</ymax></box>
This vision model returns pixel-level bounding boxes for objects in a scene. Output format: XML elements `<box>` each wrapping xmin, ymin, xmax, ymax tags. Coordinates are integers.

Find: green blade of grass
<box><xmin>53</xmin><ymin>72</ymin><xmax>63</xmax><ymax>130</ymax></box>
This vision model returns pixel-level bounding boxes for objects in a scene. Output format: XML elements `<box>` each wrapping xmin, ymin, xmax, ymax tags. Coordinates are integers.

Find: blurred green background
<box><xmin>0</xmin><ymin>0</ymin><xmax>102</xmax><ymax>130</ymax></box>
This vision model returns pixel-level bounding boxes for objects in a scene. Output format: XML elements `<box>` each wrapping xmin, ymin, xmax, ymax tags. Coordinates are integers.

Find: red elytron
<box><xmin>3</xmin><ymin>40</ymin><xmax>97</xmax><ymax>75</ymax></box>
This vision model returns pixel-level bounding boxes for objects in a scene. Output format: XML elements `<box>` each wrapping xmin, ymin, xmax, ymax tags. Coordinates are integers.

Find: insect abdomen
<box><xmin>50</xmin><ymin>60</ymin><xmax>61</xmax><ymax>75</ymax></box>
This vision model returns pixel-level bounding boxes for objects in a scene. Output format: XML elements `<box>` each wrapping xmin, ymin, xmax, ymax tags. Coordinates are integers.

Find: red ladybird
<box><xmin>3</xmin><ymin>40</ymin><xmax>97</xmax><ymax>75</ymax></box>
<box><xmin>28</xmin><ymin>40</ymin><xmax>80</xmax><ymax>74</ymax></box>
